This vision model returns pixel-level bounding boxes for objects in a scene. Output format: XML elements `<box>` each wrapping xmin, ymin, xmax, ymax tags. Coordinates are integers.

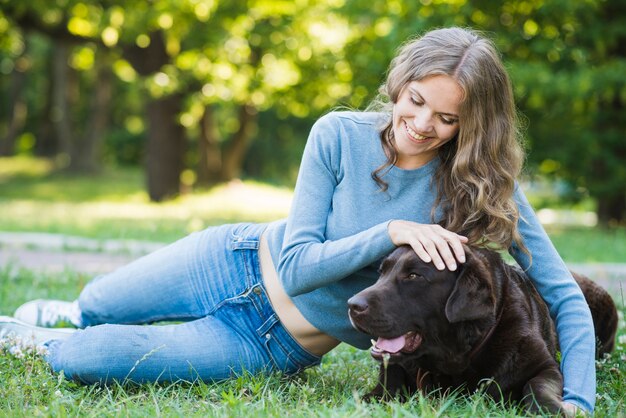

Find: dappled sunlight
<box><xmin>0</xmin><ymin>156</ymin><xmax>292</xmax><ymax>240</ymax></box>
<box><xmin>0</xmin><ymin>180</ymin><xmax>293</xmax><ymax>240</ymax></box>
<box><xmin>186</xmin><ymin>180</ymin><xmax>292</xmax><ymax>215</ymax></box>
<box><xmin>0</xmin><ymin>157</ymin><xmax>54</xmax><ymax>180</ymax></box>
<box><xmin>2</xmin><ymin>182</ymin><xmax>292</xmax><ymax>222</ymax></box>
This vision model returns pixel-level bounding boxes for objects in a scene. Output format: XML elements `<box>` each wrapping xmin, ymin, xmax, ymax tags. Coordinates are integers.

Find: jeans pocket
<box><xmin>230</xmin><ymin>223</ymin><xmax>260</xmax><ymax>251</ymax></box>
<box><xmin>258</xmin><ymin>314</ymin><xmax>301</xmax><ymax>374</ymax></box>
<box><xmin>227</xmin><ymin>223</ymin><xmax>262</xmax><ymax>291</ymax></box>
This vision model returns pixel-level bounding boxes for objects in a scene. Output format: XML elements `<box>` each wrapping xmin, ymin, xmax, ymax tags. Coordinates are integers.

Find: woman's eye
<box><xmin>440</xmin><ymin>116</ymin><xmax>458</xmax><ymax>125</ymax></box>
<box><xmin>410</xmin><ymin>97</ymin><xmax>423</xmax><ymax>106</ymax></box>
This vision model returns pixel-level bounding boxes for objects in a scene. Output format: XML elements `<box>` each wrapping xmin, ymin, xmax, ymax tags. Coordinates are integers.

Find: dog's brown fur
<box><xmin>348</xmin><ymin>245</ymin><xmax>618</xmax><ymax>414</ymax></box>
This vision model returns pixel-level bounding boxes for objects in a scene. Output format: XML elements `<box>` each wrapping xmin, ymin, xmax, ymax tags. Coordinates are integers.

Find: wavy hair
<box><xmin>368</xmin><ymin>27</ymin><xmax>526</xmax><ymax>252</ymax></box>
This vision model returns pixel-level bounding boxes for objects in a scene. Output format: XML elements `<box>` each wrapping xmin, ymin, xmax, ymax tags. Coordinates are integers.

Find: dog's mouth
<box><xmin>370</xmin><ymin>331</ymin><xmax>423</xmax><ymax>360</ymax></box>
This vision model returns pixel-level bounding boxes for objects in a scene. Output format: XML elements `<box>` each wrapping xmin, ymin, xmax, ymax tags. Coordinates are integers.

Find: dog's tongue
<box><xmin>375</xmin><ymin>335</ymin><xmax>406</xmax><ymax>353</ymax></box>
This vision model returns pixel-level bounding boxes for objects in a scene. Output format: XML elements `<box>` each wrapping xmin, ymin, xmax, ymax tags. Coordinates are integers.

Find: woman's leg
<box><xmin>45</xmin><ymin>315</ymin><xmax>270</xmax><ymax>384</ymax></box>
<box><xmin>78</xmin><ymin>223</ymin><xmax>259</xmax><ymax>326</ymax></box>
<box><xmin>43</xmin><ymin>222</ymin><xmax>320</xmax><ymax>384</ymax></box>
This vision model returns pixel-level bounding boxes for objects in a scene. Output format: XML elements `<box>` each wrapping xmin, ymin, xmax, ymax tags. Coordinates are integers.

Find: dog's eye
<box><xmin>407</xmin><ymin>273</ymin><xmax>422</xmax><ymax>280</ymax></box>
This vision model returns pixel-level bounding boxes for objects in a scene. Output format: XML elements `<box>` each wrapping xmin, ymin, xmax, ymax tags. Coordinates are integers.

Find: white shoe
<box><xmin>14</xmin><ymin>299</ymin><xmax>82</xmax><ymax>328</ymax></box>
<box><xmin>0</xmin><ymin>316</ymin><xmax>76</xmax><ymax>347</ymax></box>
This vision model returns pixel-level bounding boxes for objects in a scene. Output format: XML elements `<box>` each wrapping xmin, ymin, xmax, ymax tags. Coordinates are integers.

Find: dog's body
<box><xmin>348</xmin><ymin>245</ymin><xmax>618</xmax><ymax>414</ymax></box>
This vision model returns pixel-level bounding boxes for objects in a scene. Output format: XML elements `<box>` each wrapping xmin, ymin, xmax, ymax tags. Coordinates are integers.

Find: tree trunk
<box><xmin>123</xmin><ymin>31</ymin><xmax>186</xmax><ymax>201</ymax></box>
<box><xmin>594</xmin><ymin>0</ymin><xmax>626</xmax><ymax>225</ymax></box>
<box><xmin>35</xmin><ymin>45</ymin><xmax>59</xmax><ymax>157</ymax></box>
<box><xmin>72</xmin><ymin>47</ymin><xmax>113</xmax><ymax>172</ymax></box>
<box><xmin>220</xmin><ymin>104</ymin><xmax>257</xmax><ymax>181</ymax></box>
<box><xmin>592</xmin><ymin>85</ymin><xmax>625</xmax><ymax>226</ymax></box>
<box><xmin>197</xmin><ymin>105</ymin><xmax>222</xmax><ymax>185</ymax></box>
<box><xmin>146</xmin><ymin>93</ymin><xmax>186</xmax><ymax>201</ymax></box>
<box><xmin>51</xmin><ymin>40</ymin><xmax>75</xmax><ymax>165</ymax></box>
<box><xmin>596</xmin><ymin>194</ymin><xmax>626</xmax><ymax>226</ymax></box>
<box><xmin>1</xmin><ymin>39</ymin><xmax>29</xmax><ymax>155</ymax></box>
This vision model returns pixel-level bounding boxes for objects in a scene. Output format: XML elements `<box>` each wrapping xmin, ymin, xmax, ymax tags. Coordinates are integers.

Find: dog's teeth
<box><xmin>371</xmin><ymin>339</ymin><xmax>377</xmax><ymax>347</ymax></box>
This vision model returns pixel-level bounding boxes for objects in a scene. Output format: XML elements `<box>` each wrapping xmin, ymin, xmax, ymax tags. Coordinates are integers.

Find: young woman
<box><xmin>0</xmin><ymin>27</ymin><xmax>594</xmax><ymax>414</ymax></box>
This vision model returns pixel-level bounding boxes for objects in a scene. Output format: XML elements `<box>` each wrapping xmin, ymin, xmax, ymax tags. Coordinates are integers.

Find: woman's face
<box><xmin>392</xmin><ymin>75</ymin><xmax>463</xmax><ymax>169</ymax></box>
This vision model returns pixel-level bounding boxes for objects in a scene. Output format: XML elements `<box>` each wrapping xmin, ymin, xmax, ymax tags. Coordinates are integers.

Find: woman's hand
<box><xmin>561</xmin><ymin>402</ymin><xmax>584</xmax><ymax>417</ymax></box>
<box><xmin>387</xmin><ymin>220</ymin><xmax>468</xmax><ymax>271</ymax></box>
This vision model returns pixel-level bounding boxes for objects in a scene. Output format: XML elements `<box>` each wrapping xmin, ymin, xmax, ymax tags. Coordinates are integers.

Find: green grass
<box><xmin>544</xmin><ymin>226</ymin><xmax>626</xmax><ymax>264</ymax></box>
<box><xmin>0</xmin><ymin>267</ymin><xmax>625</xmax><ymax>417</ymax></box>
<box><xmin>1</xmin><ymin>156</ymin><xmax>625</xmax><ymax>416</ymax></box>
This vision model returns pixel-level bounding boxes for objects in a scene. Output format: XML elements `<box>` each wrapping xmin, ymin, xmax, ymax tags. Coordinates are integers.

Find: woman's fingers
<box><xmin>446</xmin><ymin>232</ymin><xmax>468</xmax><ymax>264</ymax></box>
<box><xmin>408</xmin><ymin>240</ymin><xmax>432</xmax><ymax>264</ymax></box>
<box><xmin>416</xmin><ymin>225</ymin><xmax>467</xmax><ymax>271</ymax></box>
<box><xmin>388</xmin><ymin>221</ymin><xmax>467</xmax><ymax>271</ymax></box>
<box><xmin>420</xmin><ymin>236</ymin><xmax>449</xmax><ymax>270</ymax></box>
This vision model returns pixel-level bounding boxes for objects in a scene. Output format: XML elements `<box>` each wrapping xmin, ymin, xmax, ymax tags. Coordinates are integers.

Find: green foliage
<box><xmin>102</xmin><ymin>127</ymin><xmax>145</xmax><ymax>166</ymax></box>
<box><xmin>0</xmin><ymin>0</ymin><xmax>625</xmax><ymax>219</ymax></box>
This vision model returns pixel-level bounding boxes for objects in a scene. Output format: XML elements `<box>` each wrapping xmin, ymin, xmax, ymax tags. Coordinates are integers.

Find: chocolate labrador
<box><xmin>348</xmin><ymin>245</ymin><xmax>618</xmax><ymax>414</ymax></box>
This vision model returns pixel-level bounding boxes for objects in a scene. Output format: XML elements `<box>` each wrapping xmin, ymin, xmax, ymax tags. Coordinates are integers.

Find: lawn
<box><xmin>1</xmin><ymin>157</ymin><xmax>625</xmax><ymax>416</ymax></box>
<box><xmin>0</xmin><ymin>267</ymin><xmax>624</xmax><ymax>417</ymax></box>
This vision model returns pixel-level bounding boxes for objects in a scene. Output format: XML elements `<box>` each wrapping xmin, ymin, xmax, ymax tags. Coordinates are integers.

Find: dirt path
<box><xmin>0</xmin><ymin>247</ymin><xmax>138</xmax><ymax>274</ymax></box>
<box><xmin>0</xmin><ymin>232</ymin><xmax>163</xmax><ymax>274</ymax></box>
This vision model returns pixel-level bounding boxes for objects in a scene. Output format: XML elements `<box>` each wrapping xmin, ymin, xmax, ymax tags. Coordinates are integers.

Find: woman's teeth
<box><xmin>405</xmin><ymin>122</ymin><xmax>428</xmax><ymax>141</ymax></box>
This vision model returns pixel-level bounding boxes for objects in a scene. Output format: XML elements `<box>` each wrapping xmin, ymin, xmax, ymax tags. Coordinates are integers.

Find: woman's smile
<box><xmin>404</xmin><ymin>120</ymin><xmax>430</xmax><ymax>143</ymax></box>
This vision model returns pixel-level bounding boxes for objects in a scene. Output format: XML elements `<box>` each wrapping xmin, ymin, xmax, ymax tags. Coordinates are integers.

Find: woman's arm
<box><xmin>277</xmin><ymin>113</ymin><xmax>397</xmax><ymax>297</ymax></box>
<box><xmin>510</xmin><ymin>184</ymin><xmax>596</xmax><ymax>413</ymax></box>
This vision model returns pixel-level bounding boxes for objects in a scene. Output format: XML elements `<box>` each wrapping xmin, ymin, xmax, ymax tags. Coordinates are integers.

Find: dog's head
<box><xmin>348</xmin><ymin>245</ymin><xmax>498</xmax><ymax>373</ymax></box>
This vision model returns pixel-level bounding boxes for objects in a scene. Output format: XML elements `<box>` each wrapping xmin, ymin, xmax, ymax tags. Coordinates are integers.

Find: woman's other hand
<box><xmin>387</xmin><ymin>220</ymin><xmax>468</xmax><ymax>271</ymax></box>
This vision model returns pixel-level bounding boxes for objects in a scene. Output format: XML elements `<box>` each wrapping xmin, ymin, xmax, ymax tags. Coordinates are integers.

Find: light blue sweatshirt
<box><xmin>264</xmin><ymin>111</ymin><xmax>596</xmax><ymax>412</ymax></box>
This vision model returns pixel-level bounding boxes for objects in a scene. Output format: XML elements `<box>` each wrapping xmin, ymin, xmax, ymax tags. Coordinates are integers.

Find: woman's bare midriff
<box><xmin>259</xmin><ymin>232</ymin><xmax>340</xmax><ymax>357</ymax></box>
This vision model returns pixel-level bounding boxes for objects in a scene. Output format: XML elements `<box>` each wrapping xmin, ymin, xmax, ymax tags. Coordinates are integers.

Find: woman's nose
<box><xmin>413</xmin><ymin>110</ymin><xmax>433</xmax><ymax>133</ymax></box>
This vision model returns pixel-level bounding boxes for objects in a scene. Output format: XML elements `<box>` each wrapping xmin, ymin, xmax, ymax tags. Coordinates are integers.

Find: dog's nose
<box><xmin>348</xmin><ymin>294</ymin><xmax>369</xmax><ymax>313</ymax></box>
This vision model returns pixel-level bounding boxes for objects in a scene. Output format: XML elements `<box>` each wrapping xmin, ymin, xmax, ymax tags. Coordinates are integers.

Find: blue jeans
<box><xmin>45</xmin><ymin>223</ymin><xmax>321</xmax><ymax>384</ymax></box>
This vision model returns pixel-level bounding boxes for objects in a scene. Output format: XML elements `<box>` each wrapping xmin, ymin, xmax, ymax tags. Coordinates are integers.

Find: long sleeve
<box><xmin>277</xmin><ymin>113</ymin><xmax>396</xmax><ymax>297</ymax></box>
<box><xmin>510</xmin><ymin>184</ymin><xmax>596</xmax><ymax>412</ymax></box>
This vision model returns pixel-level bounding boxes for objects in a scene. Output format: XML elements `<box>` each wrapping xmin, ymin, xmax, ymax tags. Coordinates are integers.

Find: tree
<box><xmin>1</xmin><ymin>0</ymin><xmax>624</xmax><ymax>222</ymax></box>
<box><xmin>339</xmin><ymin>0</ymin><xmax>626</xmax><ymax>225</ymax></box>
<box><xmin>0</xmin><ymin>32</ymin><xmax>28</xmax><ymax>156</ymax></box>
<box><xmin>1</xmin><ymin>0</ymin><xmax>361</xmax><ymax>199</ymax></box>
<box><xmin>500</xmin><ymin>0</ymin><xmax>626</xmax><ymax>224</ymax></box>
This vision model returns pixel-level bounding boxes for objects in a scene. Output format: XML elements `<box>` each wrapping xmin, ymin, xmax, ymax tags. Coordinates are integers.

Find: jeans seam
<box><xmin>210</xmin><ymin>291</ymin><xmax>248</xmax><ymax>314</ymax></box>
<box><xmin>242</xmin><ymin>249</ymin><xmax>253</xmax><ymax>289</ymax></box>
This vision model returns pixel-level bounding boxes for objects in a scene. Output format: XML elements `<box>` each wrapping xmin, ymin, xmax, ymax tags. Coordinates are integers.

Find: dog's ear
<box><xmin>445</xmin><ymin>249</ymin><xmax>496</xmax><ymax>323</ymax></box>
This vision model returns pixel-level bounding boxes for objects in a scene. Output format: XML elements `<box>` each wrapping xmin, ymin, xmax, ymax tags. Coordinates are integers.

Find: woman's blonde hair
<box><xmin>369</xmin><ymin>27</ymin><xmax>526</xmax><ymax>252</ymax></box>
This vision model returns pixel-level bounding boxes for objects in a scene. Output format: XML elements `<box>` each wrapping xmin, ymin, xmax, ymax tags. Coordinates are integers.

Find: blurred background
<box><xmin>0</xmin><ymin>0</ymin><xmax>624</xmax><ymax>239</ymax></box>
<box><xmin>1</xmin><ymin>4</ymin><xmax>625</xmax><ymax>413</ymax></box>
